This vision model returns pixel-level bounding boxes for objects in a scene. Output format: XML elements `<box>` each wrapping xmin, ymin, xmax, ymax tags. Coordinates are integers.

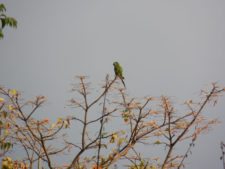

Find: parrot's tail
<box><xmin>121</xmin><ymin>78</ymin><xmax>126</xmax><ymax>88</ymax></box>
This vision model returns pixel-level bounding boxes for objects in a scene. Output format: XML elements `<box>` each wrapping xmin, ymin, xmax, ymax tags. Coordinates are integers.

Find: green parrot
<box><xmin>113</xmin><ymin>61</ymin><xmax>126</xmax><ymax>88</ymax></box>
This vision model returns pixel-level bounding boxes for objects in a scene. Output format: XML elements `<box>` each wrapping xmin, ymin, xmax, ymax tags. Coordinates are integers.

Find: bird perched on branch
<box><xmin>113</xmin><ymin>61</ymin><xmax>126</xmax><ymax>88</ymax></box>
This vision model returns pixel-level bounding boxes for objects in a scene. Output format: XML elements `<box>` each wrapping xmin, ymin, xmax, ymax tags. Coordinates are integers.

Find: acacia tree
<box><xmin>0</xmin><ymin>75</ymin><xmax>224</xmax><ymax>169</ymax></box>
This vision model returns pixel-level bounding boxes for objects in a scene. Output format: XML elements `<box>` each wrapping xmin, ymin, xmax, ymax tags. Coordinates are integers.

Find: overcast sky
<box><xmin>1</xmin><ymin>0</ymin><xmax>225</xmax><ymax>168</ymax></box>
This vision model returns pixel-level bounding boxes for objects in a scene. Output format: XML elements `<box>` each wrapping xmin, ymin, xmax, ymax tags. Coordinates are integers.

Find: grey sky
<box><xmin>1</xmin><ymin>0</ymin><xmax>225</xmax><ymax>168</ymax></box>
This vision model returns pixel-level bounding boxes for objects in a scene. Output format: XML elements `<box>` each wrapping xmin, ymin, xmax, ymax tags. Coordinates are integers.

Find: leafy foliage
<box><xmin>0</xmin><ymin>3</ymin><xmax>17</xmax><ymax>39</ymax></box>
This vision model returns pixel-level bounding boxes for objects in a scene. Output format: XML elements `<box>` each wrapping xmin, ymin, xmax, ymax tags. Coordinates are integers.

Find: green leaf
<box><xmin>0</xmin><ymin>4</ymin><xmax>17</xmax><ymax>40</ymax></box>
<box><xmin>0</xmin><ymin>29</ymin><xmax>3</xmax><ymax>39</ymax></box>
<box><xmin>0</xmin><ymin>4</ymin><xmax>6</xmax><ymax>13</ymax></box>
<box><xmin>1</xmin><ymin>142</ymin><xmax>13</xmax><ymax>151</ymax></box>
<box><xmin>6</xmin><ymin>142</ymin><xmax>12</xmax><ymax>150</ymax></box>
<box><xmin>1</xmin><ymin>18</ymin><xmax>6</xmax><ymax>28</ymax></box>
<box><xmin>4</xmin><ymin>17</ymin><xmax>17</xmax><ymax>28</ymax></box>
